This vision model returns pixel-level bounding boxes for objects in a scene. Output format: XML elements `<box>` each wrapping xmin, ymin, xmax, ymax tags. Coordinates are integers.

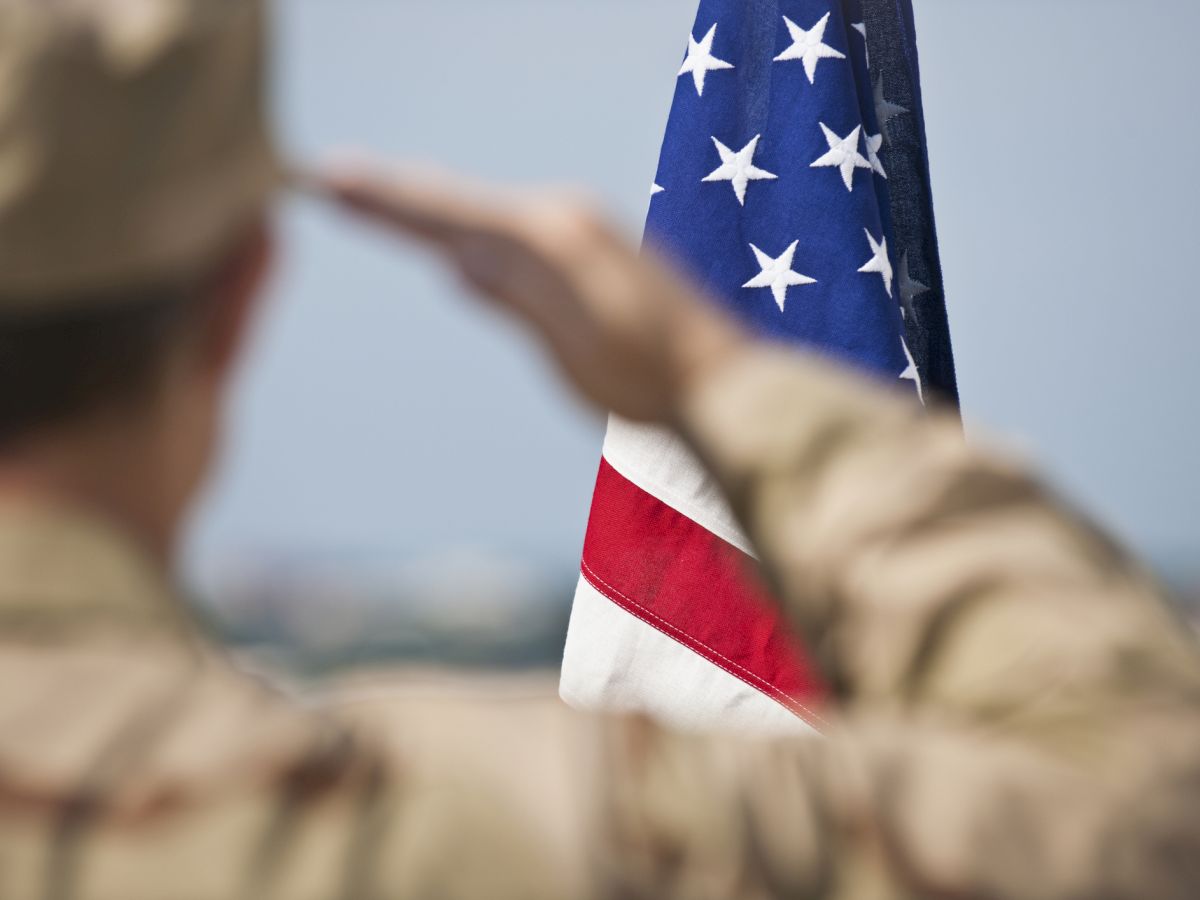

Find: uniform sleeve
<box><xmin>670</xmin><ymin>347</ymin><xmax>1200</xmax><ymax>898</ymax></box>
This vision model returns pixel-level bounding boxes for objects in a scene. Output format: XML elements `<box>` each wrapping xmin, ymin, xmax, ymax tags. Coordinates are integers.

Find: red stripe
<box><xmin>581</xmin><ymin>459</ymin><xmax>828</xmax><ymax>728</ymax></box>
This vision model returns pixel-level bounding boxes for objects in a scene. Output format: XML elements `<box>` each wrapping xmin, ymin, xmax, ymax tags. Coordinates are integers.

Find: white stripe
<box><xmin>560</xmin><ymin>577</ymin><xmax>817</xmax><ymax>736</ymax></box>
<box><xmin>602</xmin><ymin>416</ymin><xmax>754</xmax><ymax>555</ymax></box>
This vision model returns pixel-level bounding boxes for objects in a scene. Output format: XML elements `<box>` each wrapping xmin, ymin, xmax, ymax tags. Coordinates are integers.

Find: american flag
<box><xmin>561</xmin><ymin>0</ymin><xmax>957</xmax><ymax>734</ymax></box>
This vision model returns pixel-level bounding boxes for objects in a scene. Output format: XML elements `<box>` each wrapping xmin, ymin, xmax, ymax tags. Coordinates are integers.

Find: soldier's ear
<box><xmin>200</xmin><ymin>218</ymin><xmax>275</xmax><ymax>384</ymax></box>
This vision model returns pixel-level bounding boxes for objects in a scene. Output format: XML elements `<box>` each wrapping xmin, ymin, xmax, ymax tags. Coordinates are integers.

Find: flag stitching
<box><xmin>580</xmin><ymin>558</ymin><xmax>830</xmax><ymax>731</ymax></box>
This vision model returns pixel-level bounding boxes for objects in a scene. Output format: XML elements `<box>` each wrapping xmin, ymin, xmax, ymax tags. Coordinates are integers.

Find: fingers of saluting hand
<box><xmin>304</xmin><ymin>166</ymin><xmax>516</xmax><ymax>327</ymax></box>
<box><xmin>316</xmin><ymin>161</ymin><xmax>511</xmax><ymax>245</ymax></box>
<box><xmin>311</xmin><ymin>156</ymin><xmax>614</xmax><ymax>265</ymax></box>
<box><xmin>308</xmin><ymin>159</ymin><xmax>536</xmax><ymax>305</ymax></box>
<box><xmin>307</xmin><ymin>157</ymin><xmax>622</xmax><ymax>318</ymax></box>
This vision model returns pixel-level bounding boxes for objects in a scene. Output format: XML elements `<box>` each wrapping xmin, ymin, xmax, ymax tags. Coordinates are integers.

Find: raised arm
<box><xmin>320</xmin><ymin>164</ymin><xmax>1195</xmax><ymax>702</ymax></box>
<box><xmin>311</xmin><ymin>165</ymin><xmax>1200</xmax><ymax>898</ymax></box>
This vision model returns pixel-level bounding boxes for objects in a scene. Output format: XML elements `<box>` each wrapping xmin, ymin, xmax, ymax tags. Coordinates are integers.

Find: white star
<box><xmin>701</xmin><ymin>135</ymin><xmax>778</xmax><ymax>205</ymax></box>
<box><xmin>858</xmin><ymin>229</ymin><xmax>894</xmax><ymax>297</ymax></box>
<box><xmin>774</xmin><ymin>13</ymin><xmax>846</xmax><ymax>84</ymax></box>
<box><xmin>742</xmin><ymin>241</ymin><xmax>816</xmax><ymax>312</ymax></box>
<box><xmin>864</xmin><ymin>130</ymin><xmax>887</xmax><ymax>178</ymax></box>
<box><xmin>900</xmin><ymin>337</ymin><xmax>925</xmax><ymax>404</ymax></box>
<box><xmin>852</xmin><ymin>21</ymin><xmax>869</xmax><ymax>69</ymax></box>
<box><xmin>810</xmin><ymin>123</ymin><xmax>872</xmax><ymax>192</ymax></box>
<box><xmin>678</xmin><ymin>24</ymin><xmax>734</xmax><ymax>97</ymax></box>
<box><xmin>651</xmin><ymin>183</ymin><xmax>665</xmax><ymax>196</ymax></box>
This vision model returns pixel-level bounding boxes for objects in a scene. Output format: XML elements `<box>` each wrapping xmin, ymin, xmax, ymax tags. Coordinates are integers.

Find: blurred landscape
<box><xmin>198</xmin><ymin>551</ymin><xmax>576</xmax><ymax>676</ymax></box>
<box><xmin>197</xmin><ymin>555</ymin><xmax>1200</xmax><ymax>678</ymax></box>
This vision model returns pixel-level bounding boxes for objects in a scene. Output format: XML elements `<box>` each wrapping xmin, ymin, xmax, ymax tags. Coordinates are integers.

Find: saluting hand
<box><xmin>319</xmin><ymin>162</ymin><xmax>750</xmax><ymax>424</ymax></box>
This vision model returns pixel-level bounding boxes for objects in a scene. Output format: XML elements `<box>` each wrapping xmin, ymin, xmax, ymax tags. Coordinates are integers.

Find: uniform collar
<box><xmin>0</xmin><ymin>499</ymin><xmax>187</xmax><ymax>632</ymax></box>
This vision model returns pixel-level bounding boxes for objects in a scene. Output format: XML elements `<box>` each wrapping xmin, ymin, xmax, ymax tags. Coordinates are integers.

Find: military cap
<box><xmin>0</xmin><ymin>0</ymin><xmax>278</xmax><ymax>310</ymax></box>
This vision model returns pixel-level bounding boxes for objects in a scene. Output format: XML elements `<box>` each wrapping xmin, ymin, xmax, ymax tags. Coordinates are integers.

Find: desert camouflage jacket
<box><xmin>2</xmin><ymin>350</ymin><xmax>1198</xmax><ymax>899</ymax></box>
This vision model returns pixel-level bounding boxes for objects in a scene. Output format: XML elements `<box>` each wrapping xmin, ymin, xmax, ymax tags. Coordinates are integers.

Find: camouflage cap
<box><xmin>0</xmin><ymin>0</ymin><xmax>278</xmax><ymax>311</ymax></box>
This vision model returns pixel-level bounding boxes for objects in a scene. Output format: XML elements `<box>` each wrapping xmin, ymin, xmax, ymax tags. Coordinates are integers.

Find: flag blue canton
<box><xmin>647</xmin><ymin>0</ymin><xmax>958</xmax><ymax>402</ymax></box>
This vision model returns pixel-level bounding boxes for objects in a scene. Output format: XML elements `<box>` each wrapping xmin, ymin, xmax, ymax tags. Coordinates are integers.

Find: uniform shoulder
<box><xmin>0</xmin><ymin>629</ymin><xmax>376</xmax><ymax>822</ymax></box>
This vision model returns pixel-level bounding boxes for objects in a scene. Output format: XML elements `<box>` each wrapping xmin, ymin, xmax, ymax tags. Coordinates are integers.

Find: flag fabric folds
<box><xmin>560</xmin><ymin>0</ymin><xmax>958</xmax><ymax>734</ymax></box>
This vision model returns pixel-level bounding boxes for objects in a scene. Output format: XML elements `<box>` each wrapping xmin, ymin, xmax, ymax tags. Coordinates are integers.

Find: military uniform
<box><xmin>2</xmin><ymin>348</ymin><xmax>1200</xmax><ymax>898</ymax></box>
<box><xmin>3</xmin><ymin>1</ymin><xmax>1200</xmax><ymax>897</ymax></box>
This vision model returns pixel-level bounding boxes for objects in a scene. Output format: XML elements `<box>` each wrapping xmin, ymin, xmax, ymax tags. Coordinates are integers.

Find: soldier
<box><xmin>1</xmin><ymin>1</ymin><xmax>1198</xmax><ymax>898</ymax></box>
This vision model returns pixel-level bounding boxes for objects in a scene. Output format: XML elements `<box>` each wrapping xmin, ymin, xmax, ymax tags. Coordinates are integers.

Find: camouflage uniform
<box><xmin>3</xmin><ymin>349</ymin><xmax>1200</xmax><ymax>898</ymax></box>
<box><xmin>3</xmin><ymin>2</ymin><xmax>1200</xmax><ymax>897</ymax></box>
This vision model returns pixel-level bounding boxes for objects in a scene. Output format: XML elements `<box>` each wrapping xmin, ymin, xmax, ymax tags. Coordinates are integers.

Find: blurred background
<box><xmin>183</xmin><ymin>0</ymin><xmax>1200</xmax><ymax>674</ymax></box>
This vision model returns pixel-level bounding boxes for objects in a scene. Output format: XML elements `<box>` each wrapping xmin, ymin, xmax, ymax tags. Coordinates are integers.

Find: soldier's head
<box><xmin>0</xmin><ymin>0</ymin><xmax>277</xmax><ymax>553</ymax></box>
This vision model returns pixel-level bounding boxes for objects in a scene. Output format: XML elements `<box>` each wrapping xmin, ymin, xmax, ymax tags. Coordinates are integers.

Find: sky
<box><xmin>183</xmin><ymin>0</ymin><xmax>1200</xmax><ymax>592</ymax></box>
